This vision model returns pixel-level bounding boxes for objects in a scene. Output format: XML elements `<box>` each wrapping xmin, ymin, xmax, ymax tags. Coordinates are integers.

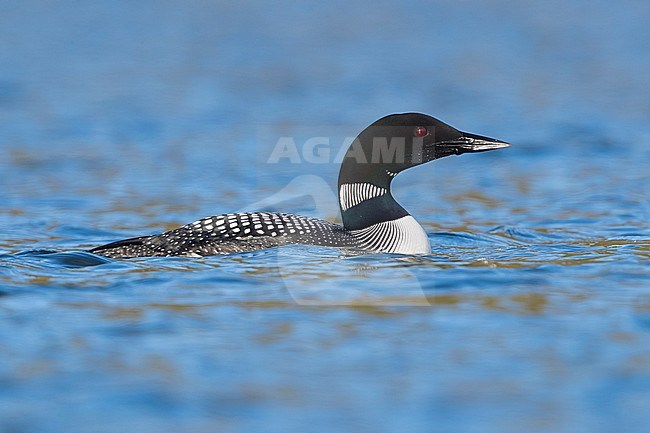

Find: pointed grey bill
<box><xmin>439</xmin><ymin>132</ymin><xmax>510</xmax><ymax>153</ymax></box>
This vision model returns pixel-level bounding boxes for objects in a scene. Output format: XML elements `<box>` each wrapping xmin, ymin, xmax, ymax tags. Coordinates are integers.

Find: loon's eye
<box><xmin>414</xmin><ymin>126</ymin><xmax>428</xmax><ymax>137</ymax></box>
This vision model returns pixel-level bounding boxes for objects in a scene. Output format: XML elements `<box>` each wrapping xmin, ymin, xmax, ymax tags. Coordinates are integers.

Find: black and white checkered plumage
<box><xmin>89</xmin><ymin>113</ymin><xmax>509</xmax><ymax>258</ymax></box>
<box><xmin>90</xmin><ymin>212</ymin><xmax>356</xmax><ymax>258</ymax></box>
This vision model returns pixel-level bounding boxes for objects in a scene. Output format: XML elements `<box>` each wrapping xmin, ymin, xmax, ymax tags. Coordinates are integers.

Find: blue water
<box><xmin>1</xmin><ymin>0</ymin><xmax>650</xmax><ymax>431</ymax></box>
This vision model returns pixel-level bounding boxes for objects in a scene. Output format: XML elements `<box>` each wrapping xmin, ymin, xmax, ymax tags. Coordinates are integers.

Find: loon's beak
<box><xmin>439</xmin><ymin>132</ymin><xmax>510</xmax><ymax>154</ymax></box>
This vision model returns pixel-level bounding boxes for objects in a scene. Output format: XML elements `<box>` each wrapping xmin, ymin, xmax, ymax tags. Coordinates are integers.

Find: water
<box><xmin>1</xmin><ymin>0</ymin><xmax>650</xmax><ymax>431</ymax></box>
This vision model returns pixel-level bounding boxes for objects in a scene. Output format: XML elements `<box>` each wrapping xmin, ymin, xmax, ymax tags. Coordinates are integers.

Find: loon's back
<box><xmin>89</xmin><ymin>212</ymin><xmax>355</xmax><ymax>258</ymax></box>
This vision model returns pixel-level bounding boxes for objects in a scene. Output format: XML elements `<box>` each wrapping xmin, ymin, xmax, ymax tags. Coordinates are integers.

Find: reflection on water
<box><xmin>2</xmin><ymin>0</ymin><xmax>650</xmax><ymax>431</ymax></box>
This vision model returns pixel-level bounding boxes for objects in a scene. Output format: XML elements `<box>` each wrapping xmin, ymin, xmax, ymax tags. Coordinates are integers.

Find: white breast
<box><xmin>350</xmin><ymin>215</ymin><xmax>431</xmax><ymax>255</ymax></box>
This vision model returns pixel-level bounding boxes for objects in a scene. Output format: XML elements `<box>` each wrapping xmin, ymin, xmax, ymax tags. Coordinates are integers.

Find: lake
<box><xmin>1</xmin><ymin>0</ymin><xmax>649</xmax><ymax>431</ymax></box>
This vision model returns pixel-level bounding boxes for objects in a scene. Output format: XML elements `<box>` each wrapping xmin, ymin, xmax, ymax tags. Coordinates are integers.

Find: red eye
<box><xmin>414</xmin><ymin>126</ymin><xmax>428</xmax><ymax>137</ymax></box>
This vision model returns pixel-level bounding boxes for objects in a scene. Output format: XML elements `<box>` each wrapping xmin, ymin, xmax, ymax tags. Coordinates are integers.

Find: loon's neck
<box><xmin>338</xmin><ymin>178</ymin><xmax>406</xmax><ymax>231</ymax></box>
<box><xmin>337</xmin><ymin>161</ymin><xmax>430</xmax><ymax>254</ymax></box>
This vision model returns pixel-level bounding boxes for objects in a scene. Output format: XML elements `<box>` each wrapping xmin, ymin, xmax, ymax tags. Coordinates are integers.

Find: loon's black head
<box><xmin>355</xmin><ymin>112</ymin><xmax>509</xmax><ymax>171</ymax></box>
<box><xmin>338</xmin><ymin>113</ymin><xmax>509</xmax><ymax>186</ymax></box>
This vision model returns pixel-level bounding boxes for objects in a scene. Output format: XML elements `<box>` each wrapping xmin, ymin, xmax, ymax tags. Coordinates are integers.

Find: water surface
<box><xmin>1</xmin><ymin>0</ymin><xmax>649</xmax><ymax>431</ymax></box>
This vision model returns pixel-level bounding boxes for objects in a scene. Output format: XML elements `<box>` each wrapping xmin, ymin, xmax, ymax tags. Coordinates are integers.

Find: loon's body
<box><xmin>89</xmin><ymin>113</ymin><xmax>509</xmax><ymax>258</ymax></box>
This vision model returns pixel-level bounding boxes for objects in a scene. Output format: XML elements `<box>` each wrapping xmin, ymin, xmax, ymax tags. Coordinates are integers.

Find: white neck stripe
<box><xmin>339</xmin><ymin>183</ymin><xmax>387</xmax><ymax>211</ymax></box>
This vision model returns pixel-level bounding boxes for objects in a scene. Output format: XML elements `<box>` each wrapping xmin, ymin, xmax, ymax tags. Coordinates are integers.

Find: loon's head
<box><xmin>338</xmin><ymin>113</ymin><xmax>510</xmax><ymax>185</ymax></box>
<box><xmin>337</xmin><ymin>113</ymin><xmax>510</xmax><ymax>232</ymax></box>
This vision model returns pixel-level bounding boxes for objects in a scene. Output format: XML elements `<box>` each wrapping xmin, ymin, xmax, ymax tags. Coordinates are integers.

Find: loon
<box><xmin>89</xmin><ymin>113</ymin><xmax>509</xmax><ymax>258</ymax></box>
